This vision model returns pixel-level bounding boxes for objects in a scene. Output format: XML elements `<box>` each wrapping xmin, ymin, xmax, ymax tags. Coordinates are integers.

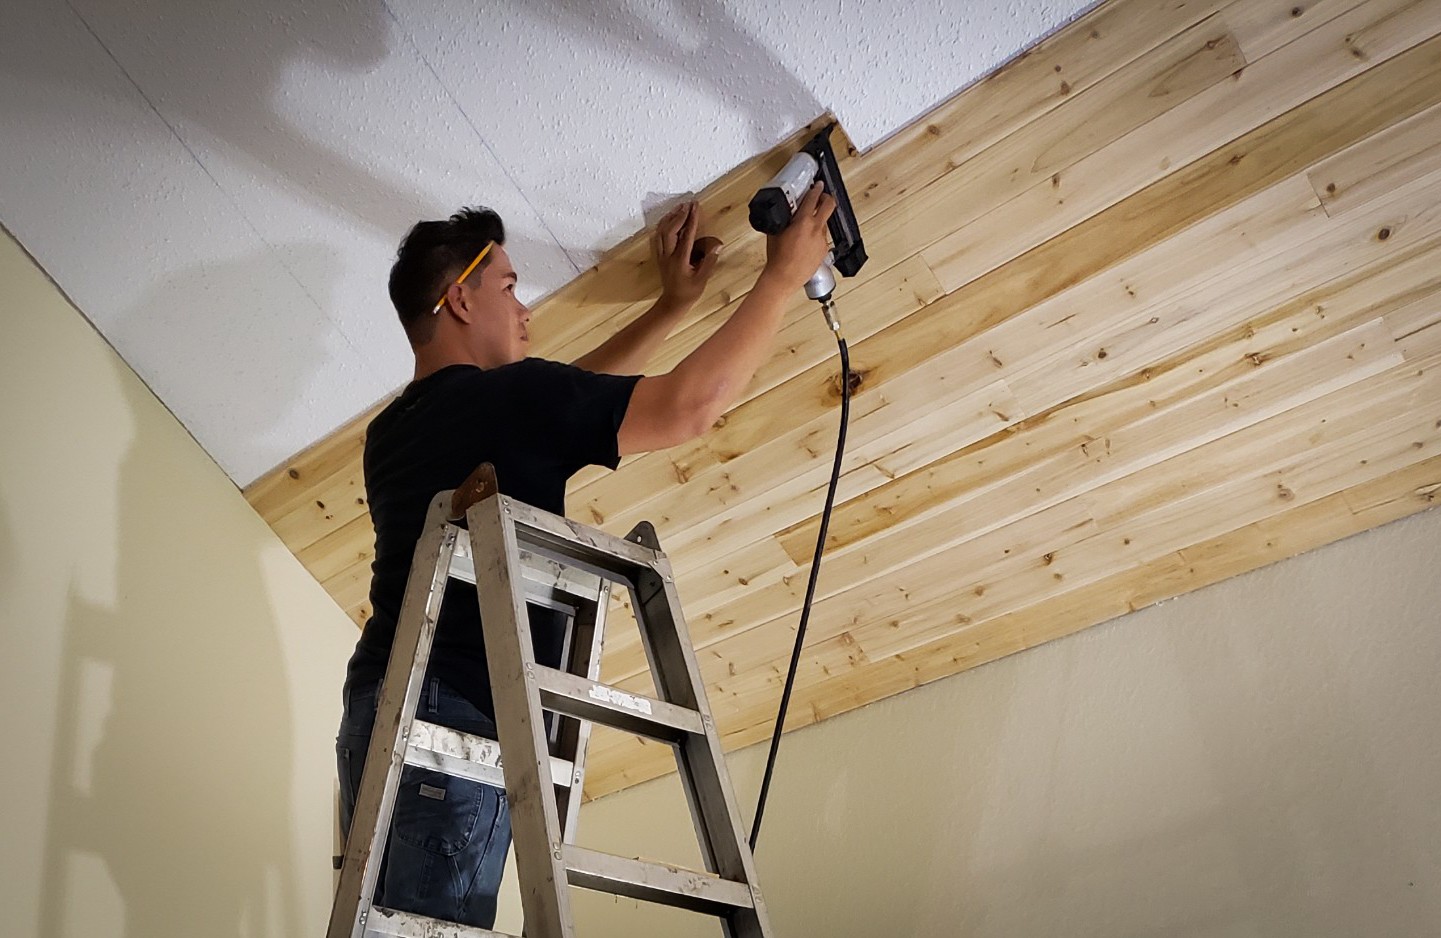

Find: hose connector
<box><xmin>819</xmin><ymin>297</ymin><xmax>843</xmax><ymax>340</ymax></box>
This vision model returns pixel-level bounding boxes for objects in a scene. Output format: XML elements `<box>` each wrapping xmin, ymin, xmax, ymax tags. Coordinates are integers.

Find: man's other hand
<box><xmin>654</xmin><ymin>200</ymin><xmax>722</xmax><ymax>308</ymax></box>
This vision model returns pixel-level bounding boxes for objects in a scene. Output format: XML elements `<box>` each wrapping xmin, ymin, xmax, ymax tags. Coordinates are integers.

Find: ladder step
<box><xmin>563</xmin><ymin>845</ymin><xmax>755</xmax><ymax>916</ymax></box>
<box><xmin>501</xmin><ymin>495</ymin><xmax>664</xmax><ymax>580</ymax></box>
<box><xmin>364</xmin><ymin>906</ymin><xmax>517</xmax><ymax>938</ymax></box>
<box><xmin>406</xmin><ymin>720</ymin><xmax>577</xmax><ymax>789</ymax></box>
<box><xmin>533</xmin><ymin>667</ymin><xmax>703</xmax><ymax>743</ymax></box>
<box><xmin>448</xmin><ymin>540</ymin><xmax>606</xmax><ymax>606</ymax></box>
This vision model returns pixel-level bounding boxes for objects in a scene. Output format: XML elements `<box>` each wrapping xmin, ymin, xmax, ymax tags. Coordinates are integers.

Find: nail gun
<box><xmin>748</xmin><ymin>122</ymin><xmax>868</xmax><ymax>314</ymax></box>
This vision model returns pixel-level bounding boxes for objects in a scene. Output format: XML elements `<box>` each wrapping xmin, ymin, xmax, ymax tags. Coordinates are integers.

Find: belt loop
<box><xmin>428</xmin><ymin>677</ymin><xmax>439</xmax><ymax>713</ymax></box>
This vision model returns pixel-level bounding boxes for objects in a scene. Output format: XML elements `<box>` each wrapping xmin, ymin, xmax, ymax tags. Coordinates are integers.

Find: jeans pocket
<box><xmin>391</xmin><ymin>767</ymin><xmax>488</xmax><ymax>857</ymax></box>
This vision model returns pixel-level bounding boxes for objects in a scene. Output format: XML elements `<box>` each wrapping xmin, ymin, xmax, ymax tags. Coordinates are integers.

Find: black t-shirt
<box><xmin>345</xmin><ymin>358</ymin><xmax>641</xmax><ymax>717</ymax></box>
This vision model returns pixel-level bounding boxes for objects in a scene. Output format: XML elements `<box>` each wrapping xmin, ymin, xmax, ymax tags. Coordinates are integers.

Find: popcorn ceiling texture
<box><xmin>0</xmin><ymin>0</ymin><xmax>1093</xmax><ymax>485</ymax></box>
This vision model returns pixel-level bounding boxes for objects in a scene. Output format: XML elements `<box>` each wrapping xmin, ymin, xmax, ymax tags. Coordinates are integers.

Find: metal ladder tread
<box><xmin>498</xmin><ymin>495</ymin><xmax>664</xmax><ymax>579</ymax></box>
<box><xmin>562</xmin><ymin>845</ymin><xmax>756</xmax><ymax>916</ymax></box>
<box><xmin>532</xmin><ymin>665</ymin><xmax>704</xmax><ymax>743</ymax></box>
<box><xmin>364</xmin><ymin>906</ymin><xmax>518</xmax><ymax>938</ymax></box>
<box><xmin>405</xmin><ymin>720</ymin><xmax>577</xmax><ymax>789</ymax></box>
<box><xmin>449</xmin><ymin>543</ymin><xmax>606</xmax><ymax>606</ymax></box>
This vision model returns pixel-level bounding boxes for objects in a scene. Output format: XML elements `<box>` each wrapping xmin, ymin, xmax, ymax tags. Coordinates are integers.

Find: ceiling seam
<box><xmin>378</xmin><ymin>0</ymin><xmax>583</xmax><ymax>276</ymax></box>
<box><xmin>0</xmin><ymin>217</ymin><xmax>240</xmax><ymax>490</ymax></box>
<box><xmin>59</xmin><ymin>0</ymin><xmax>363</xmax><ymax>360</ymax></box>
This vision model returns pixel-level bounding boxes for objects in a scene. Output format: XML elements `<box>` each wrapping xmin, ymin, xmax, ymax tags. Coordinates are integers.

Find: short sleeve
<box><xmin>498</xmin><ymin>358</ymin><xmax>640</xmax><ymax>473</ymax></box>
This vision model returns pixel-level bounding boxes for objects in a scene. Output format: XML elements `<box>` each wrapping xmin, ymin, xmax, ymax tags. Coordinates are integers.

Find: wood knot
<box><xmin>287</xmin><ymin>468</ymin><xmax>300</xmax><ymax>480</ymax></box>
<box><xmin>1377</xmin><ymin>226</ymin><xmax>1392</xmax><ymax>241</ymax></box>
<box><xmin>831</xmin><ymin>368</ymin><xmax>866</xmax><ymax>399</ymax></box>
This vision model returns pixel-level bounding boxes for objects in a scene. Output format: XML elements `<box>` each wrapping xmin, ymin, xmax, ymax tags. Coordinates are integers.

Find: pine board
<box><xmin>241</xmin><ymin>0</ymin><xmax>1441</xmax><ymax>799</ymax></box>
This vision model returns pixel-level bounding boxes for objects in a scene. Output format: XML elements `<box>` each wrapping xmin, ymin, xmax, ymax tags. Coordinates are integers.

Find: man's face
<box><xmin>458</xmin><ymin>244</ymin><xmax>530</xmax><ymax>365</ymax></box>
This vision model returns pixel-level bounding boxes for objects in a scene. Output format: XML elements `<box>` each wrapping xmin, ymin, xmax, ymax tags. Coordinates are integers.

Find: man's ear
<box><xmin>446</xmin><ymin>282</ymin><xmax>475</xmax><ymax>323</ymax></box>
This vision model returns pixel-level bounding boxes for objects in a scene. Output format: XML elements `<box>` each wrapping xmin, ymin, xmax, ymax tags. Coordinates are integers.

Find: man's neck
<box><xmin>412</xmin><ymin>346</ymin><xmax>485</xmax><ymax>382</ymax></box>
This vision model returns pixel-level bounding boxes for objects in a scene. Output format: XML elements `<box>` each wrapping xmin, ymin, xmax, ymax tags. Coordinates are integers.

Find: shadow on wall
<box><xmin>35</xmin><ymin>269</ymin><xmax>341</xmax><ymax>935</ymax></box>
<box><xmin>3</xmin><ymin>0</ymin><xmax>578</xmax><ymax>387</ymax></box>
<box><xmin>494</xmin><ymin>0</ymin><xmax>826</xmax><ymax>254</ymax></box>
<box><xmin>53</xmin><ymin>0</ymin><xmax>412</xmax><ymax>239</ymax></box>
<box><xmin>100</xmin><ymin>242</ymin><xmax>352</xmax><ymax>467</ymax></box>
<box><xmin>502</xmin><ymin>0</ymin><xmax>823</xmax><ymax>150</ymax></box>
<box><xmin>6</xmin><ymin>0</ymin><xmax>577</xmax><ymax>262</ymax></box>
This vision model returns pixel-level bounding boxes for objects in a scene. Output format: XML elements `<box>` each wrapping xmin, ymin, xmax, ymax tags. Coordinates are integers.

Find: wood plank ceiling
<box><xmin>245</xmin><ymin>0</ymin><xmax>1441</xmax><ymax>799</ymax></box>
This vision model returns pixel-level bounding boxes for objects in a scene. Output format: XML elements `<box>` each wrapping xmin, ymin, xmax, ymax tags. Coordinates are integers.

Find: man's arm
<box><xmin>571</xmin><ymin>294</ymin><xmax>692</xmax><ymax>376</ymax></box>
<box><xmin>574</xmin><ymin>201</ymin><xmax>721</xmax><ymax>376</ymax></box>
<box><xmin>617</xmin><ymin>183</ymin><xmax>836</xmax><ymax>456</ymax></box>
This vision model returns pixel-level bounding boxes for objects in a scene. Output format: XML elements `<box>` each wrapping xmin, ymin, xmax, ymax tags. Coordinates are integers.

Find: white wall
<box><xmin>571</xmin><ymin>505</ymin><xmax>1441</xmax><ymax>936</ymax></box>
<box><xmin>0</xmin><ymin>228</ymin><xmax>358</xmax><ymax>936</ymax></box>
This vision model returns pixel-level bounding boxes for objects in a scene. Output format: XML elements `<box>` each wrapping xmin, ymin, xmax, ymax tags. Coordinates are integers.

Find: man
<box><xmin>336</xmin><ymin>183</ymin><xmax>835</xmax><ymax>927</ymax></box>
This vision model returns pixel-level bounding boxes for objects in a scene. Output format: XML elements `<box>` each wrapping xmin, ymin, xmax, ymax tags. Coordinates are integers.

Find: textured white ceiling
<box><xmin>0</xmin><ymin>0</ymin><xmax>1093</xmax><ymax>486</ymax></box>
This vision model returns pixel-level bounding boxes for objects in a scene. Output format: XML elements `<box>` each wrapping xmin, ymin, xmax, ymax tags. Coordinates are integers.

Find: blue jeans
<box><xmin>336</xmin><ymin>678</ymin><xmax>512</xmax><ymax>929</ymax></box>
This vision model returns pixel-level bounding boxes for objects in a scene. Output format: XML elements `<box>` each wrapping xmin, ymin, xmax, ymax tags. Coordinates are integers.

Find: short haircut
<box><xmin>388</xmin><ymin>207</ymin><xmax>506</xmax><ymax>344</ymax></box>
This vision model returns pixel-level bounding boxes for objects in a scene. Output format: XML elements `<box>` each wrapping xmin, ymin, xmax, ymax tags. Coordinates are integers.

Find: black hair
<box><xmin>388</xmin><ymin>206</ymin><xmax>506</xmax><ymax>344</ymax></box>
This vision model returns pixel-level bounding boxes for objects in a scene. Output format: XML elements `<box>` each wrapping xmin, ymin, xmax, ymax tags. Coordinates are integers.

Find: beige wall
<box><xmin>570</xmin><ymin>505</ymin><xmax>1441</xmax><ymax>936</ymax></box>
<box><xmin>0</xmin><ymin>229</ymin><xmax>358</xmax><ymax>936</ymax></box>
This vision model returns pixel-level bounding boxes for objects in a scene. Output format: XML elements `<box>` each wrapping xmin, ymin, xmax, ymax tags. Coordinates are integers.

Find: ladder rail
<box><xmin>328</xmin><ymin>497</ymin><xmax>459</xmax><ymax>938</ymax></box>
<box><xmin>627</xmin><ymin>528</ymin><xmax>770</xmax><ymax>926</ymax></box>
<box><xmin>468</xmin><ymin>495</ymin><xmax>576</xmax><ymax>938</ymax></box>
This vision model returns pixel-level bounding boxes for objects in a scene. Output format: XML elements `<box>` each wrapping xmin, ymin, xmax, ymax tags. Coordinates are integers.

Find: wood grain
<box><xmin>242</xmin><ymin>0</ymin><xmax>1441</xmax><ymax>799</ymax></box>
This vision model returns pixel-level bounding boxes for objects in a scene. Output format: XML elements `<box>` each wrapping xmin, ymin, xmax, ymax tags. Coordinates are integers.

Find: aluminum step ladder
<box><xmin>327</xmin><ymin>464</ymin><xmax>773</xmax><ymax>938</ymax></box>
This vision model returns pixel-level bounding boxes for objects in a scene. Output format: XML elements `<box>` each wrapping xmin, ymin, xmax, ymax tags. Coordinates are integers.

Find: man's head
<box><xmin>388</xmin><ymin>207</ymin><xmax>530</xmax><ymax>367</ymax></box>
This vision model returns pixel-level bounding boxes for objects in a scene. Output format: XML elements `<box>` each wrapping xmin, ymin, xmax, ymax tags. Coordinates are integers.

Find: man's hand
<box><xmin>761</xmin><ymin>182</ymin><xmax>836</xmax><ymax>289</ymax></box>
<box><xmin>654</xmin><ymin>200</ymin><xmax>722</xmax><ymax>309</ymax></box>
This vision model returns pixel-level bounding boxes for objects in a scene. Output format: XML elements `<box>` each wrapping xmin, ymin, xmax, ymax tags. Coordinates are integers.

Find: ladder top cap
<box><xmin>450</xmin><ymin>462</ymin><xmax>500</xmax><ymax>520</ymax></box>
